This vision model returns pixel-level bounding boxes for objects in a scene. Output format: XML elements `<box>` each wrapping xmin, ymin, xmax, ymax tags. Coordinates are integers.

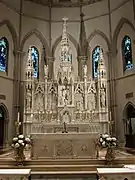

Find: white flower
<box><xmin>18</xmin><ymin>135</ymin><xmax>24</xmax><ymax>139</ymax></box>
<box><xmin>100</xmin><ymin>138</ymin><xmax>103</xmax><ymax>142</ymax></box>
<box><xmin>25</xmin><ymin>138</ymin><xmax>30</xmax><ymax>143</ymax></box>
<box><xmin>15</xmin><ymin>143</ymin><xmax>20</xmax><ymax>148</ymax></box>
<box><xmin>112</xmin><ymin>137</ymin><xmax>116</xmax><ymax>141</ymax></box>
<box><xmin>102</xmin><ymin>141</ymin><xmax>106</xmax><ymax>147</ymax></box>
<box><xmin>102</xmin><ymin>134</ymin><xmax>105</xmax><ymax>138</ymax></box>
<box><xmin>25</xmin><ymin>144</ymin><xmax>29</xmax><ymax>148</ymax></box>
<box><xmin>107</xmin><ymin>137</ymin><xmax>112</xmax><ymax>141</ymax></box>
<box><xmin>113</xmin><ymin>142</ymin><xmax>116</xmax><ymax>146</ymax></box>
<box><xmin>13</xmin><ymin>137</ymin><xmax>18</xmax><ymax>142</ymax></box>
<box><xmin>11</xmin><ymin>144</ymin><xmax>14</xmax><ymax>148</ymax></box>
<box><xmin>18</xmin><ymin>140</ymin><xmax>23</xmax><ymax>144</ymax></box>
<box><xmin>21</xmin><ymin>143</ymin><xmax>25</xmax><ymax>146</ymax></box>
<box><xmin>104</xmin><ymin>134</ymin><xmax>109</xmax><ymax>138</ymax></box>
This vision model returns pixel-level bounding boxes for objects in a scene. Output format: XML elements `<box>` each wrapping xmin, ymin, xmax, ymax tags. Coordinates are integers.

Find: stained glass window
<box><xmin>92</xmin><ymin>46</ymin><xmax>100</xmax><ymax>78</ymax></box>
<box><xmin>0</xmin><ymin>37</ymin><xmax>9</xmax><ymax>72</ymax></box>
<box><xmin>122</xmin><ymin>36</ymin><xmax>133</xmax><ymax>71</ymax></box>
<box><xmin>31</xmin><ymin>46</ymin><xmax>39</xmax><ymax>78</ymax></box>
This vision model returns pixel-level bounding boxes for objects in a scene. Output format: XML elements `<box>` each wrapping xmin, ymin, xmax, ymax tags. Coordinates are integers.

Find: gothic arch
<box><xmin>0</xmin><ymin>103</ymin><xmax>9</xmax><ymax>121</ymax></box>
<box><xmin>87</xmin><ymin>29</ymin><xmax>111</xmax><ymax>51</ymax></box>
<box><xmin>0</xmin><ymin>20</ymin><xmax>18</xmax><ymax>51</ymax></box>
<box><xmin>20</xmin><ymin>29</ymin><xmax>51</xmax><ymax>56</ymax></box>
<box><xmin>113</xmin><ymin>18</ymin><xmax>135</xmax><ymax>54</ymax></box>
<box><xmin>52</xmin><ymin>33</ymin><xmax>80</xmax><ymax>56</ymax></box>
<box><xmin>0</xmin><ymin>103</ymin><xmax>9</xmax><ymax>148</ymax></box>
<box><xmin>123</xmin><ymin>101</ymin><xmax>135</xmax><ymax>119</ymax></box>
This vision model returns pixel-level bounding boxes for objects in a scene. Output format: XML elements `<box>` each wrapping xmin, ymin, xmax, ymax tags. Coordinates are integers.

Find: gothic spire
<box><xmin>60</xmin><ymin>17</ymin><xmax>72</xmax><ymax>62</ymax></box>
<box><xmin>79</xmin><ymin>12</ymin><xmax>87</xmax><ymax>56</ymax></box>
<box><xmin>26</xmin><ymin>46</ymin><xmax>33</xmax><ymax>70</ymax></box>
<box><xmin>97</xmin><ymin>48</ymin><xmax>106</xmax><ymax>79</ymax></box>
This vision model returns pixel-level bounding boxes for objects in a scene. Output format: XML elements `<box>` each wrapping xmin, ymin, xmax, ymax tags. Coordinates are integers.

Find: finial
<box><xmin>62</xmin><ymin>17</ymin><xmax>68</xmax><ymax>34</ymax></box>
<box><xmin>100</xmin><ymin>48</ymin><xmax>104</xmax><ymax>62</ymax></box>
<box><xmin>28</xmin><ymin>46</ymin><xmax>32</xmax><ymax>58</ymax></box>
<box><xmin>62</xmin><ymin>17</ymin><xmax>68</xmax><ymax>22</ymax></box>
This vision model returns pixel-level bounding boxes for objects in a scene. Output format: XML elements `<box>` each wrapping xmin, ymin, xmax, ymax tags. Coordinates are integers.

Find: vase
<box><xmin>105</xmin><ymin>147</ymin><xmax>115</xmax><ymax>164</ymax></box>
<box><xmin>14</xmin><ymin>147</ymin><xmax>25</xmax><ymax>165</ymax></box>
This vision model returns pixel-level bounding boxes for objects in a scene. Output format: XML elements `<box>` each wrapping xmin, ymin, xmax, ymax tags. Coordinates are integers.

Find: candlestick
<box><xmin>15</xmin><ymin>112</ymin><xmax>21</xmax><ymax>135</ymax></box>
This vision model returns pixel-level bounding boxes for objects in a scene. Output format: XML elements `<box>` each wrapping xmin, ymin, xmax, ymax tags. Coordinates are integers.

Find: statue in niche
<box><xmin>59</xmin><ymin>87</ymin><xmax>64</xmax><ymax>105</ymax></box>
<box><xmin>44</xmin><ymin>65</ymin><xmax>48</xmax><ymax>77</ymax></box>
<box><xmin>26</xmin><ymin>89</ymin><xmax>31</xmax><ymax>109</ymax></box>
<box><xmin>62</xmin><ymin>87</ymin><xmax>70</xmax><ymax>105</ymax></box>
<box><xmin>67</xmin><ymin>66</ymin><xmax>72</xmax><ymax>77</ymax></box>
<box><xmin>88</xmin><ymin>93</ymin><xmax>96</xmax><ymax>111</ymax></box>
<box><xmin>51</xmin><ymin>93</ymin><xmax>57</xmax><ymax>110</ymax></box>
<box><xmin>76</xmin><ymin>100</ymin><xmax>80</xmax><ymax>111</ymax></box>
<box><xmin>47</xmin><ymin>95</ymin><xmax>52</xmax><ymax>109</ymax></box>
<box><xmin>100</xmin><ymin>88</ymin><xmax>106</xmax><ymax>108</ymax></box>
<box><xmin>76</xmin><ymin>96</ymin><xmax>83</xmax><ymax>111</ymax></box>
<box><xmin>37</xmin><ymin>93</ymin><xmax>44</xmax><ymax>110</ymax></box>
<box><xmin>83</xmin><ymin>65</ymin><xmax>87</xmax><ymax>76</ymax></box>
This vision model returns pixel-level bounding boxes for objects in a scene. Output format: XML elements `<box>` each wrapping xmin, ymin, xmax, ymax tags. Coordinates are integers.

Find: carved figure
<box><xmin>83</xmin><ymin>65</ymin><xmax>87</xmax><ymax>76</ymax></box>
<box><xmin>88</xmin><ymin>92</ymin><xmax>96</xmax><ymax>111</ymax></box>
<box><xmin>100</xmin><ymin>88</ymin><xmax>106</xmax><ymax>108</ymax></box>
<box><xmin>26</xmin><ymin>89</ymin><xmax>31</xmax><ymax>109</ymax></box>
<box><xmin>44</xmin><ymin>65</ymin><xmax>48</xmax><ymax>77</ymax></box>
<box><xmin>62</xmin><ymin>87</ymin><xmax>70</xmax><ymax>105</ymax></box>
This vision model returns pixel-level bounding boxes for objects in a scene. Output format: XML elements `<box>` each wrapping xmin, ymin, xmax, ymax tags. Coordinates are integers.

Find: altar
<box><xmin>31</xmin><ymin>132</ymin><xmax>98</xmax><ymax>160</ymax></box>
<box><xmin>23</xmin><ymin>17</ymin><xmax>109</xmax><ymax>161</ymax></box>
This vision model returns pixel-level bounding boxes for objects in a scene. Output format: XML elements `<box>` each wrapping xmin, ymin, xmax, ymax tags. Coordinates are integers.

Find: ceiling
<box><xmin>24</xmin><ymin>0</ymin><xmax>104</xmax><ymax>7</ymax></box>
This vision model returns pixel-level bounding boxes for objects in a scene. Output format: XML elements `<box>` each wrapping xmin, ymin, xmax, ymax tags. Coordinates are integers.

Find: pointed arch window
<box><xmin>92</xmin><ymin>46</ymin><xmax>101</xmax><ymax>78</ymax></box>
<box><xmin>0</xmin><ymin>37</ymin><xmax>9</xmax><ymax>72</ymax></box>
<box><xmin>122</xmin><ymin>36</ymin><xmax>133</xmax><ymax>71</ymax></box>
<box><xmin>31</xmin><ymin>46</ymin><xmax>39</xmax><ymax>78</ymax></box>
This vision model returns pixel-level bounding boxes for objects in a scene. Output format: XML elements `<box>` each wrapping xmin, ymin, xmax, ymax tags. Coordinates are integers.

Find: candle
<box><xmin>109</xmin><ymin>111</ymin><xmax>111</xmax><ymax>121</ymax></box>
<box><xmin>17</xmin><ymin>112</ymin><xmax>20</xmax><ymax>122</ymax></box>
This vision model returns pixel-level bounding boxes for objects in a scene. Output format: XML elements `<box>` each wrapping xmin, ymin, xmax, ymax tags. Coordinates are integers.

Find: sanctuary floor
<box><xmin>0</xmin><ymin>148</ymin><xmax>134</xmax><ymax>160</ymax></box>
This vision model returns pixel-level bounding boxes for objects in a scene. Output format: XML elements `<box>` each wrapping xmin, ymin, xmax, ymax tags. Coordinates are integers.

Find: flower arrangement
<box><xmin>99</xmin><ymin>133</ymin><xmax>117</xmax><ymax>148</ymax></box>
<box><xmin>12</xmin><ymin>134</ymin><xmax>31</xmax><ymax>149</ymax></box>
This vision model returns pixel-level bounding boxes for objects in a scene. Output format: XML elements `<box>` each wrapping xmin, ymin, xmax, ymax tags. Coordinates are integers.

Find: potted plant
<box><xmin>99</xmin><ymin>133</ymin><xmax>117</xmax><ymax>164</ymax></box>
<box><xmin>12</xmin><ymin>134</ymin><xmax>31</xmax><ymax>164</ymax></box>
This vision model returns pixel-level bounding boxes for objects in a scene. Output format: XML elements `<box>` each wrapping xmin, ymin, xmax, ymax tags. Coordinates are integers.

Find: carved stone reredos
<box><xmin>23</xmin><ymin>18</ymin><xmax>109</xmax><ymax>135</ymax></box>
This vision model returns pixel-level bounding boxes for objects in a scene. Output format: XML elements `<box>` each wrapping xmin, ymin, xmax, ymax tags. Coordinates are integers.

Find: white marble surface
<box><xmin>97</xmin><ymin>168</ymin><xmax>135</xmax><ymax>174</ymax></box>
<box><xmin>0</xmin><ymin>169</ymin><xmax>31</xmax><ymax>175</ymax></box>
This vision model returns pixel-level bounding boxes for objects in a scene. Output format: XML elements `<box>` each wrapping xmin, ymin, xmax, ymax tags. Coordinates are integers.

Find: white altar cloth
<box><xmin>0</xmin><ymin>169</ymin><xmax>31</xmax><ymax>175</ymax></box>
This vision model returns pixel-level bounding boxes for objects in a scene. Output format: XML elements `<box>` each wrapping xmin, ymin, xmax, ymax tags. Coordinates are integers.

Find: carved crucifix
<box><xmin>15</xmin><ymin>112</ymin><xmax>21</xmax><ymax>135</ymax></box>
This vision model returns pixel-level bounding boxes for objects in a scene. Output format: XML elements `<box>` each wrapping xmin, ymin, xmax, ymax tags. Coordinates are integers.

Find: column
<box><xmin>106</xmin><ymin>50</ymin><xmax>116</xmax><ymax>135</ymax></box>
<box><xmin>47</xmin><ymin>57</ymin><xmax>55</xmax><ymax>80</ymax></box>
<box><xmin>13</xmin><ymin>50</ymin><xmax>25</xmax><ymax>133</ymax></box>
<box><xmin>84</xmin><ymin>74</ymin><xmax>87</xmax><ymax>110</ymax></box>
